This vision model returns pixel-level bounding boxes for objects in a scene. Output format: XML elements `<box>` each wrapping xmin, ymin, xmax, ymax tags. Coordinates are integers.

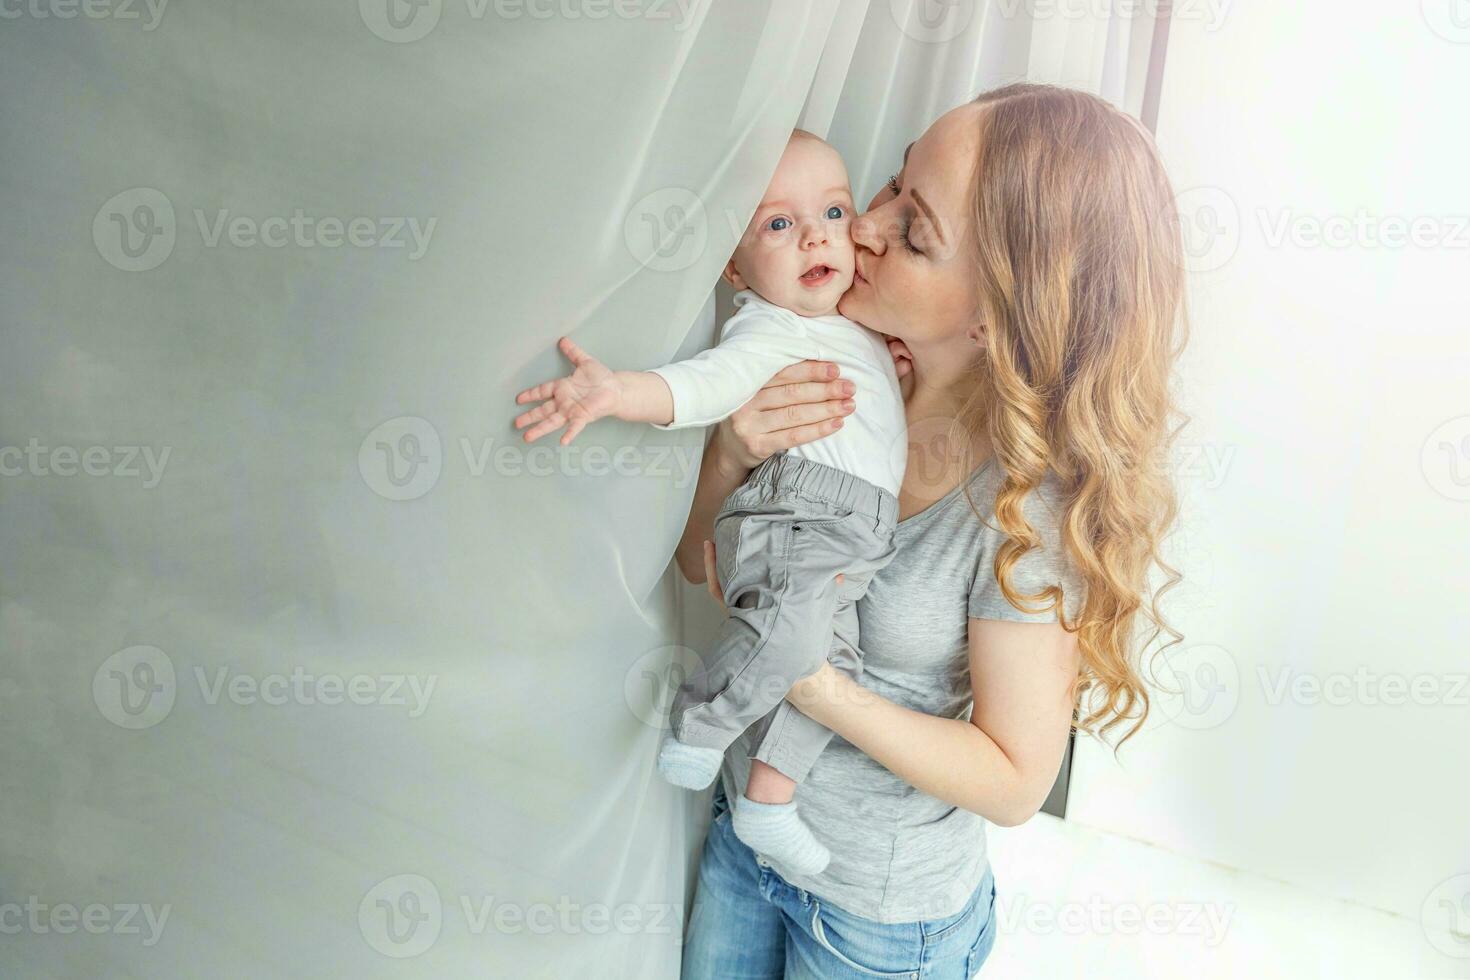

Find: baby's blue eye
<box><xmin>826</xmin><ymin>206</ymin><xmax>845</xmax><ymax>219</ymax></box>
<box><xmin>768</xmin><ymin>217</ymin><xmax>791</xmax><ymax>232</ymax></box>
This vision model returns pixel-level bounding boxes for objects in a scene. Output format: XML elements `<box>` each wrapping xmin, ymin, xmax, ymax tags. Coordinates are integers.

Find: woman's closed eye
<box><xmin>886</xmin><ymin>173</ymin><xmax>900</xmax><ymax>196</ymax></box>
<box><xmin>899</xmin><ymin>216</ymin><xmax>922</xmax><ymax>255</ymax></box>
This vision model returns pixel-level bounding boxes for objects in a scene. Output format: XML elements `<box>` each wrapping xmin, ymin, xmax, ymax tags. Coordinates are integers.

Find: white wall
<box><xmin>1067</xmin><ymin>2</ymin><xmax>1470</xmax><ymax>974</ymax></box>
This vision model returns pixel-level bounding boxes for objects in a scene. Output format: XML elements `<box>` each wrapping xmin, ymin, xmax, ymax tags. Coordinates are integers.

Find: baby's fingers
<box><xmin>515</xmin><ymin>379</ymin><xmax>557</xmax><ymax>405</ymax></box>
<box><xmin>513</xmin><ymin>399</ymin><xmax>560</xmax><ymax>432</ymax></box>
<box><xmin>558</xmin><ymin>336</ymin><xmax>595</xmax><ymax>367</ymax></box>
<box><xmin>559</xmin><ymin>418</ymin><xmax>588</xmax><ymax>446</ymax></box>
<box><xmin>520</xmin><ymin>411</ymin><xmax>566</xmax><ymax>444</ymax></box>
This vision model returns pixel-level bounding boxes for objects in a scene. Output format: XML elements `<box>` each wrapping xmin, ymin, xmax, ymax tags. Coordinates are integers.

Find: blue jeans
<box><xmin>681</xmin><ymin>782</ymin><xmax>998</xmax><ymax>979</ymax></box>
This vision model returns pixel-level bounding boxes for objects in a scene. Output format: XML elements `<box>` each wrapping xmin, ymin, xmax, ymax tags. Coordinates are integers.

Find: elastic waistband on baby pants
<box><xmin>744</xmin><ymin>451</ymin><xmax>898</xmax><ymax>533</ymax></box>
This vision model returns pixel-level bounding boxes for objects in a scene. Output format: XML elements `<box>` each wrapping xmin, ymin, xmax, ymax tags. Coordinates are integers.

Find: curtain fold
<box><xmin>0</xmin><ymin>4</ymin><xmax>841</xmax><ymax>977</ymax></box>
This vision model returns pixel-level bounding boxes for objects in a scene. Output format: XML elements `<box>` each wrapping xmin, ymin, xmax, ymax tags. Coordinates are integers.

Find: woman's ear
<box><xmin>966</xmin><ymin>321</ymin><xmax>986</xmax><ymax>349</ymax></box>
<box><xmin>721</xmin><ymin>259</ymin><xmax>746</xmax><ymax>291</ymax></box>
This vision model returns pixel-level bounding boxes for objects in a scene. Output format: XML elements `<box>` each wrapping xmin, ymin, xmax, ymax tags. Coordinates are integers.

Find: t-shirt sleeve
<box><xmin>647</xmin><ymin>303</ymin><xmax>819</xmax><ymax>430</ymax></box>
<box><xmin>967</xmin><ymin>476</ymin><xmax>1084</xmax><ymax>624</ymax></box>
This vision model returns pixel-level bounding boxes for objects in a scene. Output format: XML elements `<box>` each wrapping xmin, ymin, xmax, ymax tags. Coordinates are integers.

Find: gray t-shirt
<box><xmin>717</xmin><ymin>456</ymin><xmax>1082</xmax><ymax>923</ymax></box>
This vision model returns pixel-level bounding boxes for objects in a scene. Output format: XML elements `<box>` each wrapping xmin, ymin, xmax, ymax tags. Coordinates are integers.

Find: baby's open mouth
<box><xmin>799</xmin><ymin>263</ymin><xmax>836</xmax><ymax>287</ymax></box>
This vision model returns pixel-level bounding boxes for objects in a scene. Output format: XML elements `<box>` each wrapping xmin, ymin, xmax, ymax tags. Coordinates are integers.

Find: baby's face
<box><xmin>725</xmin><ymin>135</ymin><xmax>856</xmax><ymax>317</ymax></box>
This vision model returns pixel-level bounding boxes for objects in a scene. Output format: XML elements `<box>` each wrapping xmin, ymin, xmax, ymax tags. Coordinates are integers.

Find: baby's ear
<box><xmin>722</xmin><ymin>259</ymin><xmax>746</xmax><ymax>291</ymax></box>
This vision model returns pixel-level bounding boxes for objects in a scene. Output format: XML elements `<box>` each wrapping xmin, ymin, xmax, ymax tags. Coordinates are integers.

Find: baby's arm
<box><xmin>513</xmin><ymin>309</ymin><xmax>818</xmax><ymax>445</ymax></box>
<box><xmin>646</xmin><ymin>312</ymin><xmax>821</xmax><ymax>430</ymax></box>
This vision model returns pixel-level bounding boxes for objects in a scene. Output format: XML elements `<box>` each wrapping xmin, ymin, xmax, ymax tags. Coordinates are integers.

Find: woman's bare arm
<box><xmin>672</xmin><ymin>359</ymin><xmax>856</xmax><ymax>583</ymax></box>
<box><xmin>673</xmin><ymin>433</ymin><xmax>752</xmax><ymax>583</ymax></box>
<box><xmin>784</xmin><ymin>619</ymin><xmax>1080</xmax><ymax>826</ymax></box>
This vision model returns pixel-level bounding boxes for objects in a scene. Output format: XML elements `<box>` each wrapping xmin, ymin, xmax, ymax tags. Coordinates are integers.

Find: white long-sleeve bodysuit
<box><xmin>649</xmin><ymin>289</ymin><xmax>908</xmax><ymax>498</ymax></box>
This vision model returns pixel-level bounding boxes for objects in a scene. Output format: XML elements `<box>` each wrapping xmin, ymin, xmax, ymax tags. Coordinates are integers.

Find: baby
<box><xmin>513</xmin><ymin>130</ymin><xmax>907</xmax><ymax>875</ymax></box>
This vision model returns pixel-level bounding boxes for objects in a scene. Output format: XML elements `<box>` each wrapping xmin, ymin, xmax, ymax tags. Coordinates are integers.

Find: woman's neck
<box><xmin>903</xmin><ymin>337</ymin><xmax>982</xmax><ymax>420</ymax></box>
<box><xmin>897</xmin><ymin>338</ymin><xmax>993</xmax><ymax>508</ymax></box>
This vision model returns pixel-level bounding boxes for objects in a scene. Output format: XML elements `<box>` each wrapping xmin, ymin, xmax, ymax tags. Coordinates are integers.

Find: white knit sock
<box><xmin>731</xmin><ymin>796</ymin><xmax>831</xmax><ymax>876</ymax></box>
<box><xmin>656</xmin><ymin>733</ymin><xmax>723</xmax><ymax>790</ymax></box>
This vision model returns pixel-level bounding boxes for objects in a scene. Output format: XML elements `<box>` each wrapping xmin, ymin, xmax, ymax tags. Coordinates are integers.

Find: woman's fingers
<box><xmin>742</xmin><ymin>360</ymin><xmax>856</xmax><ymax>443</ymax></box>
<box><xmin>762</xmin><ymin>358</ymin><xmax>840</xmax><ymax>388</ymax></box>
<box><xmin>702</xmin><ymin>540</ymin><xmax>726</xmax><ymax>614</ymax></box>
<box><xmin>753</xmin><ymin>396</ymin><xmax>856</xmax><ymax>434</ymax></box>
<box><xmin>884</xmin><ymin>337</ymin><xmax>914</xmax><ymax>379</ymax></box>
<box><xmin>767</xmin><ymin>415</ymin><xmax>846</xmax><ymax>453</ymax></box>
<box><xmin>747</xmin><ymin>378</ymin><xmax>854</xmax><ymax>413</ymax></box>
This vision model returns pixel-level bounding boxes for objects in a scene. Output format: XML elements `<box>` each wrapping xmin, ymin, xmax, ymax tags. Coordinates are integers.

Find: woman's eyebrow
<box><xmin>902</xmin><ymin>141</ymin><xmax>914</xmax><ymax>166</ymax></box>
<box><xmin>911</xmin><ymin>189</ymin><xmax>947</xmax><ymax>245</ymax></box>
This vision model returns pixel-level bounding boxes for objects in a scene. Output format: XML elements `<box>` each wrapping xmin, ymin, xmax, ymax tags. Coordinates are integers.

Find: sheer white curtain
<box><xmin>0</xmin><ymin>2</ymin><xmax>1150</xmax><ymax>977</ymax></box>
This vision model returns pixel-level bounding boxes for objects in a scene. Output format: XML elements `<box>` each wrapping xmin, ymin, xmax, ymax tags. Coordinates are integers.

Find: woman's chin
<box><xmin>836</xmin><ymin>289</ymin><xmax>865</xmax><ymax>324</ymax></box>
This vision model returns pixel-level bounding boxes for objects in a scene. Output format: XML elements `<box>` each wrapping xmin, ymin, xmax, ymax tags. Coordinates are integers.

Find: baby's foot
<box><xmin>731</xmin><ymin>796</ymin><xmax>831</xmax><ymax>876</ymax></box>
<box><xmin>657</xmin><ymin>733</ymin><xmax>723</xmax><ymax>790</ymax></box>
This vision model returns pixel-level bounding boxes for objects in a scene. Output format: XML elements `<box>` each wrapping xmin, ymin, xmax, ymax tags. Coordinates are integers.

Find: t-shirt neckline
<box><xmin>896</xmin><ymin>456</ymin><xmax>996</xmax><ymax>530</ymax></box>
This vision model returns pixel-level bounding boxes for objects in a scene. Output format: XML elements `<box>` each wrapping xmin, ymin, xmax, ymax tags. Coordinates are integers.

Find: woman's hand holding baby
<box><xmin>882</xmin><ymin>334</ymin><xmax>913</xmax><ymax>379</ymax></box>
<box><xmin>712</xmin><ymin>359</ymin><xmax>857</xmax><ymax>471</ymax></box>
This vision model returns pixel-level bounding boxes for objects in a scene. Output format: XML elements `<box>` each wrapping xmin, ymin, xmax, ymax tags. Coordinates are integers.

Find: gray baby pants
<box><xmin>669</xmin><ymin>450</ymin><xmax>899</xmax><ymax>784</ymax></box>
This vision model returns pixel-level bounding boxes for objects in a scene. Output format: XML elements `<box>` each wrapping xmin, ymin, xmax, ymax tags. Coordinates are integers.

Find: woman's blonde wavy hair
<box><xmin>957</xmin><ymin>83</ymin><xmax>1187</xmax><ymax>747</ymax></box>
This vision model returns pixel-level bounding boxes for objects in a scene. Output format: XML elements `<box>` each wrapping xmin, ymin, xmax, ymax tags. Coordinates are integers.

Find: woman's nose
<box><xmin>851</xmin><ymin>213</ymin><xmax>885</xmax><ymax>255</ymax></box>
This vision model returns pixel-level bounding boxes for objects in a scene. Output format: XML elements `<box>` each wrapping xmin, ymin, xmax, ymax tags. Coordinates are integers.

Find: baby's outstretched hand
<box><xmin>513</xmin><ymin>336</ymin><xmax>622</xmax><ymax>445</ymax></box>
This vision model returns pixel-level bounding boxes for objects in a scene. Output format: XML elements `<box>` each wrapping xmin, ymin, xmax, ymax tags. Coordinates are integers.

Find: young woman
<box><xmin>674</xmin><ymin>83</ymin><xmax>1186</xmax><ymax>979</ymax></box>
